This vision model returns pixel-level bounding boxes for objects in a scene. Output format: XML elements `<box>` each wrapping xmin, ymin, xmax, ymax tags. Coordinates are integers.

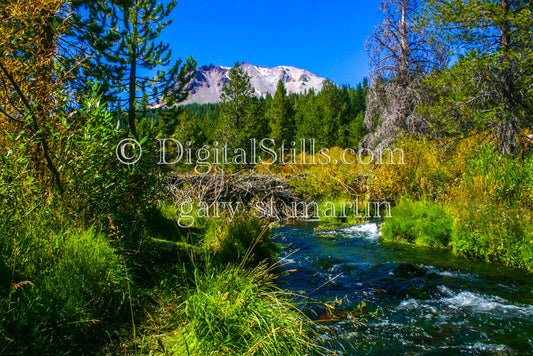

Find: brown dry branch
<box><xmin>159</xmin><ymin>171</ymin><xmax>308</xmax><ymax>221</ymax></box>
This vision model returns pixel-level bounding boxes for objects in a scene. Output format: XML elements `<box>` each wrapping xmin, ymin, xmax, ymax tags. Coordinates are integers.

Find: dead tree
<box><xmin>362</xmin><ymin>0</ymin><xmax>447</xmax><ymax>149</ymax></box>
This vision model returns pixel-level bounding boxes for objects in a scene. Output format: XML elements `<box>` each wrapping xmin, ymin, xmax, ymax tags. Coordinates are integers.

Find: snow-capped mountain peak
<box><xmin>181</xmin><ymin>62</ymin><xmax>327</xmax><ymax>104</ymax></box>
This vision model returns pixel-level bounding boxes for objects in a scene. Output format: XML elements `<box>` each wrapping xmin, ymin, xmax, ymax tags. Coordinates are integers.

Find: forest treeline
<box><xmin>147</xmin><ymin>78</ymin><xmax>368</xmax><ymax>154</ymax></box>
<box><xmin>0</xmin><ymin>0</ymin><xmax>532</xmax><ymax>354</ymax></box>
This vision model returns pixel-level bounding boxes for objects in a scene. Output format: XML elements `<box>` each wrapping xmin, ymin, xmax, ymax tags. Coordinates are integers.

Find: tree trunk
<box><xmin>498</xmin><ymin>0</ymin><xmax>516</xmax><ymax>155</ymax></box>
<box><xmin>128</xmin><ymin>3</ymin><xmax>139</xmax><ymax>137</ymax></box>
<box><xmin>128</xmin><ymin>56</ymin><xmax>137</xmax><ymax>137</ymax></box>
<box><xmin>397</xmin><ymin>0</ymin><xmax>411</xmax><ymax>132</ymax></box>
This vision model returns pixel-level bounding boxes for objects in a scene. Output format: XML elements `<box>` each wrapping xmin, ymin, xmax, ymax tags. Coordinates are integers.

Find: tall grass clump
<box><xmin>0</xmin><ymin>212</ymin><xmax>126</xmax><ymax>355</ymax></box>
<box><xmin>381</xmin><ymin>198</ymin><xmax>453</xmax><ymax>248</ymax></box>
<box><xmin>203</xmin><ymin>215</ymin><xmax>278</xmax><ymax>266</ymax></box>
<box><xmin>162</xmin><ymin>264</ymin><xmax>317</xmax><ymax>355</ymax></box>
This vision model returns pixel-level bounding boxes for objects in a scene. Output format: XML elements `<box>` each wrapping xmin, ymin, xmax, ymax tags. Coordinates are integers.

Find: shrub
<box><xmin>62</xmin><ymin>87</ymin><xmax>163</xmax><ymax>244</ymax></box>
<box><xmin>382</xmin><ymin>199</ymin><xmax>453</xmax><ymax>248</ymax></box>
<box><xmin>453</xmin><ymin>144</ymin><xmax>533</xmax><ymax>209</ymax></box>
<box><xmin>288</xmin><ymin>147</ymin><xmax>366</xmax><ymax>201</ymax></box>
<box><xmin>315</xmin><ymin>199</ymin><xmax>367</xmax><ymax>225</ymax></box>
<box><xmin>368</xmin><ymin>136</ymin><xmax>447</xmax><ymax>202</ymax></box>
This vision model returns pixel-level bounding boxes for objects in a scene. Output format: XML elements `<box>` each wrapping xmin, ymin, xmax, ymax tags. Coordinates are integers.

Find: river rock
<box><xmin>392</xmin><ymin>262</ymin><xmax>426</xmax><ymax>279</ymax></box>
<box><xmin>375</xmin><ymin>263</ymin><xmax>443</xmax><ymax>300</ymax></box>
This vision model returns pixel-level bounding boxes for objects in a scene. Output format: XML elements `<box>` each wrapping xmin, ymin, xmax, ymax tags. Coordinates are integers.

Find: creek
<box><xmin>273</xmin><ymin>221</ymin><xmax>533</xmax><ymax>355</ymax></box>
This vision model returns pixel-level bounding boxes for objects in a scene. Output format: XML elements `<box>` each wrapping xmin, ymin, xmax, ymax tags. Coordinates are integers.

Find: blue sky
<box><xmin>161</xmin><ymin>0</ymin><xmax>383</xmax><ymax>87</ymax></box>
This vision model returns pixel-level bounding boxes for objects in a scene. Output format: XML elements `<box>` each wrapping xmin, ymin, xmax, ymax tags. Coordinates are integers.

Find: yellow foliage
<box><xmin>0</xmin><ymin>0</ymin><xmax>71</xmax><ymax>190</ymax></box>
<box><xmin>368</xmin><ymin>136</ymin><xmax>440</xmax><ymax>201</ymax></box>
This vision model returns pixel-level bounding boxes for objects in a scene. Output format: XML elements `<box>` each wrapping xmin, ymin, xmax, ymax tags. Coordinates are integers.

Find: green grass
<box><xmin>98</xmin><ymin>210</ymin><xmax>322</xmax><ymax>355</ymax></box>
<box><xmin>316</xmin><ymin>199</ymin><xmax>366</xmax><ymax>225</ymax></box>
<box><xmin>202</xmin><ymin>215</ymin><xmax>279</xmax><ymax>267</ymax></box>
<box><xmin>157</xmin><ymin>264</ymin><xmax>318</xmax><ymax>355</ymax></box>
<box><xmin>451</xmin><ymin>203</ymin><xmax>533</xmax><ymax>270</ymax></box>
<box><xmin>0</xmin><ymin>199</ymin><xmax>320</xmax><ymax>354</ymax></box>
<box><xmin>0</xmin><ymin>221</ymin><xmax>127</xmax><ymax>355</ymax></box>
<box><xmin>380</xmin><ymin>146</ymin><xmax>533</xmax><ymax>271</ymax></box>
<box><xmin>449</xmin><ymin>145</ymin><xmax>533</xmax><ymax>270</ymax></box>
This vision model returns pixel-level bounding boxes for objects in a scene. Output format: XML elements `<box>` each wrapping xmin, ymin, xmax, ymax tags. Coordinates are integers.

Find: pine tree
<box><xmin>347</xmin><ymin>81</ymin><xmax>369</xmax><ymax>148</ymax></box>
<box><xmin>420</xmin><ymin>0</ymin><xmax>533</xmax><ymax>154</ymax></box>
<box><xmin>317</xmin><ymin>81</ymin><xmax>349</xmax><ymax>147</ymax></box>
<box><xmin>295</xmin><ymin>90</ymin><xmax>322</xmax><ymax>147</ymax></box>
<box><xmin>219</xmin><ymin>63</ymin><xmax>256</xmax><ymax>150</ymax></box>
<box><xmin>174</xmin><ymin>109</ymin><xmax>208</xmax><ymax>150</ymax></box>
<box><xmin>267</xmin><ymin>80</ymin><xmax>294</xmax><ymax>145</ymax></box>
<box><xmin>70</xmin><ymin>0</ymin><xmax>196</xmax><ymax>137</ymax></box>
<box><xmin>245</xmin><ymin>97</ymin><xmax>269</xmax><ymax>141</ymax></box>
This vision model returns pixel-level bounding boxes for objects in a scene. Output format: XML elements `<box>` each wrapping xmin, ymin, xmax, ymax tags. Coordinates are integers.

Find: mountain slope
<box><xmin>181</xmin><ymin>62</ymin><xmax>327</xmax><ymax>104</ymax></box>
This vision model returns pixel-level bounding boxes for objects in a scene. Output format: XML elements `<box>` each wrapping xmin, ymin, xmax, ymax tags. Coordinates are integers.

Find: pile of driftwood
<box><xmin>160</xmin><ymin>171</ymin><xmax>307</xmax><ymax>220</ymax></box>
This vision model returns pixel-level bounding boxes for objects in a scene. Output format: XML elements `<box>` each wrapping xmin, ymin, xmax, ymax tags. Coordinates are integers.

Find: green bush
<box><xmin>62</xmin><ymin>86</ymin><xmax>163</xmax><ymax>244</ymax></box>
<box><xmin>458</xmin><ymin>145</ymin><xmax>533</xmax><ymax>208</ymax></box>
<box><xmin>316</xmin><ymin>199</ymin><xmax>367</xmax><ymax>225</ymax></box>
<box><xmin>382</xmin><ymin>199</ymin><xmax>453</xmax><ymax>248</ymax></box>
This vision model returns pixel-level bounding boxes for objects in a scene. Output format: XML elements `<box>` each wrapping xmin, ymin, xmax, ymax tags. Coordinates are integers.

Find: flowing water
<box><xmin>273</xmin><ymin>221</ymin><xmax>533</xmax><ymax>355</ymax></box>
